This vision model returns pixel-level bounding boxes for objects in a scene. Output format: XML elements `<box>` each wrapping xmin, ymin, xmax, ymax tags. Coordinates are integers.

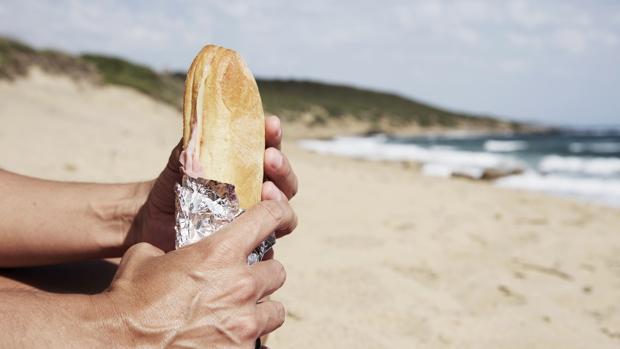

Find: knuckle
<box><xmin>239</xmin><ymin>315</ymin><xmax>260</xmax><ymax>339</ymax></box>
<box><xmin>191</xmin><ymin>232</ymin><xmax>237</xmax><ymax>263</ymax></box>
<box><xmin>273</xmin><ymin>260</ymin><xmax>287</xmax><ymax>286</ymax></box>
<box><xmin>225</xmin><ymin>314</ymin><xmax>260</xmax><ymax>340</ymax></box>
<box><xmin>259</xmin><ymin>201</ymin><xmax>285</xmax><ymax>225</ymax></box>
<box><xmin>274</xmin><ymin>302</ymin><xmax>286</xmax><ymax>324</ymax></box>
<box><xmin>209</xmin><ymin>237</ymin><xmax>236</xmax><ymax>259</ymax></box>
<box><xmin>279</xmin><ymin>208</ymin><xmax>298</xmax><ymax>237</ymax></box>
<box><xmin>234</xmin><ymin>272</ymin><xmax>258</xmax><ymax>301</ymax></box>
<box><xmin>167</xmin><ymin>140</ymin><xmax>183</xmax><ymax>172</ymax></box>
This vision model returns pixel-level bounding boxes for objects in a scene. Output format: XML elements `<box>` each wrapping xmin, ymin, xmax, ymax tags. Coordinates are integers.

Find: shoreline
<box><xmin>295</xmin><ymin>133</ymin><xmax>620</xmax><ymax>209</ymax></box>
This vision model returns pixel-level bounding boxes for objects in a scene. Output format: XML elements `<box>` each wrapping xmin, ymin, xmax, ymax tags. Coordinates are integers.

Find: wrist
<box><xmin>0</xmin><ymin>290</ymin><xmax>132</xmax><ymax>348</ymax></box>
<box><xmin>94</xmin><ymin>181</ymin><xmax>153</xmax><ymax>257</ymax></box>
<box><xmin>82</xmin><ymin>292</ymin><xmax>135</xmax><ymax>348</ymax></box>
<box><xmin>88</xmin><ymin>290</ymin><xmax>172</xmax><ymax>348</ymax></box>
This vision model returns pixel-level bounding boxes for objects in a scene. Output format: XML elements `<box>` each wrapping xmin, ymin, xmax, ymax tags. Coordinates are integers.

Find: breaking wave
<box><xmin>538</xmin><ymin>155</ymin><xmax>620</xmax><ymax>177</ymax></box>
<box><xmin>496</xmin><ymin>172</ymin><xmax>620</xmax><ymax>207</ymax></box>
<box><xmin>484</xmin><ymin>140</ymin><xmax>528</xmax><ymax>152</ymax></box>
<box><xmin>568</xmin><ymin>142</ymin><xmax>620</xmax><ymax>154</ymax></box>
<box><xmin>299</xmin><ymin>136</ymin><xmax>523</xmax><ymax>180</ymax></box>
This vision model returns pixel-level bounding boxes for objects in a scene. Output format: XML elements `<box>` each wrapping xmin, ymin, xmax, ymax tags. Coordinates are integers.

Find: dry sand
<box><xmin>1</xmin><ymin>70</ymin><xmax>620</xmax><ymax>348</ymax></box>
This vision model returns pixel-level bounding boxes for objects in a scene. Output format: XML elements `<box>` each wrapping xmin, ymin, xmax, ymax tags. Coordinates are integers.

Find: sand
<box><xmin>1</xmin><ymin>70</ymin><xmax>619</xmax><ymax>348</ymax></box>
<box><xmin>0</xmin><ymin>67</ymin><xmax>181</xmax><ymax>182</ymax></box>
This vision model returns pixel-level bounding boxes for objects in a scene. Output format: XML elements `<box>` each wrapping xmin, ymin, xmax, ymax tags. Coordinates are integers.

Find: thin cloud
<box><xmin>1</xmin><ymin>0</ymin><xmax>619</xmax><ymax>126</ymax></box>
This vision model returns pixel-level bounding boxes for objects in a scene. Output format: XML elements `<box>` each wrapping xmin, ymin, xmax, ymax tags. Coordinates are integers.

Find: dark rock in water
<box><xmin>481</xmin><ymin>167</ymin><xmax>524</xmax><ymax>180</ymax></box>
<box><xmin>450</xmin><ymin>167</ymin><xmax>523</xmax><ymax>181</ymax></box>
<box><xmin>450</xmin><ymin>167</ymin><xmax>524</xmax><ymax>181</ymax></box>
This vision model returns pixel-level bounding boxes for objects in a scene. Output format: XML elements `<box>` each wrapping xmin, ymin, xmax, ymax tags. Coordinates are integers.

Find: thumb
<box><xmin>112</xmin><ymin>242</ymin><xmax>164</xmax><ymax>283</ymax></box>
<box><xmin>165</xmin><ymin>139</ymin><xmax>184</xmax><ymax>177</ymax></box>
<box><xmin>148</xmin><ymin>139</ymin><xmax>183</xmax><ymax>215</ymax></box>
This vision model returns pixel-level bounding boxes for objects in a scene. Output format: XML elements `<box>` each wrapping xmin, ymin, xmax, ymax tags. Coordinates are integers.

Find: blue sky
<box><xmin>1</xmin><ymin>0</ymin><xmax>619</xmax><ymax>127</ymax></box>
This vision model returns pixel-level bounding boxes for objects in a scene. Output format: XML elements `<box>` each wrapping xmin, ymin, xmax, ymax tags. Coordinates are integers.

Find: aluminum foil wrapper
<box><xmin>175</xmin><ymin>175</ymin><xmax>275</xmax><ymax>265</ymax></box>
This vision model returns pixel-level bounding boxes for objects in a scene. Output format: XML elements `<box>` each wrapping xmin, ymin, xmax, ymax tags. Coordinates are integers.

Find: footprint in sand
<box><xmin>324</xmin><ymin>234</ymin><xmax>384</xmax><ymax>248</ymax></box>
<box><xmin>390</xmin><ymin>264</ymin><xmax>439</xmax><ymax>285</ymax></box>
<box><xmin>63</xmin><ymin>163</ymin><xmax>77</xmax><ymax>172</ymax></box>
<box><xmin>497</xmin><ymin>284</ymin><xmax>527</xmax><ymax>305</ymax></box>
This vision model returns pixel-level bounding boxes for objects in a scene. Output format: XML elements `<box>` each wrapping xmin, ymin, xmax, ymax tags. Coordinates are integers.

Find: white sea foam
<box><xmin>418</xmin><ymin>130</ymin><xmax>506</xmax><ymax>140</ymax></box>
<box><xmin>299</xmin><ymin>136</ymin><xmax>620</xmax><ymax>207</ymax></box>
<box><xmin>496</xmin><ymin>172</ymin><xmax>620</xmax><ymax>207</ymax></box>
<box><xmin>538</xmin><ymin>155</ymin><xmax>620</xmax><ymax>176</ymax></box>
<box><xmin>298</xmin><ymin>136</ymin><xmax>524</xmax><ymax>179</ymax></box>
<box><xmin>484</xmin><ymin>140</ymin><xmax>528</xmax><ymax>152</ymax></box>
<box><xmin>421</xmin><ymin>163</ymin><xmax>486</xmax><ymax>179</ymax></box>
<box><xmin>568</xmin><ymin>142</ymin><xmax>620</xmax><ymax>154</ymax></box>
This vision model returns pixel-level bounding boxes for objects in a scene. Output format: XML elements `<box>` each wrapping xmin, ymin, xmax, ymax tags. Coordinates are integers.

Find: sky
<box><xmin>1</xmin><ymin>0</ymin><xmax>619</xmax><ymax>127</ymax></box>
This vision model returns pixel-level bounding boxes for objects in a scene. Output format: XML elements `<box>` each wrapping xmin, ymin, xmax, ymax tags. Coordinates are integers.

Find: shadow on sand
<box><xmin>0</xmin><ymin>259</ymin><xmax>118</xmax><ymax>294</ymax></box>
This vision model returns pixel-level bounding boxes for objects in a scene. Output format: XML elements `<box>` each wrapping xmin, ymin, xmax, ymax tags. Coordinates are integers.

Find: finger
<box><xmin>250</xmin><ymin>259</ymin><xmax>286</xmax><ymax>299</ymax></box>
<box><xmin>166</xmin><ymin>139</ymin><xmax>184</xmax><ymax>175</ymax></box>
<box><xmin>124</xmin><ymin>242</ymin><xmax>166</xmax><ymax>261</ymax></box>
<box><xmin>256</xmin><ymin>300</ymin><xmax>286</xmax><ymax>337</ymax></box>
<box><xmin>264</xmin><ymin>148</ymin><xmax>298</xmax><ymax>199</ymax></box>
<box><xmin>148</xmin><ymin>139</ymin><xmax>184</xmax><ymax>216</ymax></box>
<box><xmin>215</xmin><ymin>200</ymin><xmax>297</xmax><ymax>256</ymax></box>
<box><xmin>261</xmin><ymin>181</ymin><xmax>285</xmax><ymax>201</ymax></box>
<box><xmin>265</xmin><ymin>115</ymin><xmax>282</xmax><ymax>150</ymax></box>
<box><xmin>262</xmin><ymin>248</ymin><xmax>274</xmax><ymax>261</ymax></box>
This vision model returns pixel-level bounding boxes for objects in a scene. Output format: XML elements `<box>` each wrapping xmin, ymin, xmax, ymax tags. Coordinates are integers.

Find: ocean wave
<box><xmin>568</xmin><ymin>142</ymin><xmax>620</xmax><ymax>154</ymax></box>
<box><xmin>429</xmin><ymin>145</ymin><xmax>457</xmax><ymax>151</ymax></box>
<box><xmin>299</xmin><ymin>136</ymin><xmax>524</xmax><ymax>179</ymax></box>
<box><xmin>484</xmin><ymin>140</ymin><xmax>528</xmax><ymax>152</ymax></box>
<box><xmin>496</xmin><ymin>172</ymin><xmax>620</xmax><ymax>207</ymax></box>
<box><xmin>538</xmin><ymin>155</ymin><xmax>620</xmax><ymax>176</ymax></box>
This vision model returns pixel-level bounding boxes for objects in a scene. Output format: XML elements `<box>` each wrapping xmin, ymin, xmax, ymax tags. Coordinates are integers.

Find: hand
<box><xmin>102</xmin><ymin>200</ymin><xmax>297</xmax><ymax>348</ymax></box>
<box><xmin>129</xmin><ymin>115</ymin><xmax>298</xmax><ymax>251</ymax></box>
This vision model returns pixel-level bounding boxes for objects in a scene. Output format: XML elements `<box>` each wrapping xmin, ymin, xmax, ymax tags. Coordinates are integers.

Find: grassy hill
<box><xmin>256</xmin><ymin>80</ymin><xmax>503</xmax><ymax>127</ymax></box>
<box><xmin>0</xmin><ymin>36</ymin><xmax>519</xmax><ymax>131</ymax></box>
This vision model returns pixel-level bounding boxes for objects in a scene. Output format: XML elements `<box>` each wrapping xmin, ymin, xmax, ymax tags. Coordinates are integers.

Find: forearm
<box><xmin>0</xmin><ymin>170</ymin><xmax>151</xmax><ymax>267</ymax></box>
<box><xmin>0</xmin><ymin>290</ymin><xmax>127</xmax><ymax>348</ymax></box>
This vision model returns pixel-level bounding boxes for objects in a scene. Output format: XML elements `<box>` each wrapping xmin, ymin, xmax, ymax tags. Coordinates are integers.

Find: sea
<box><xmin>299</xmin><ymin>130</ymin><xmax>620</xmax><ymax>208</ymax></box>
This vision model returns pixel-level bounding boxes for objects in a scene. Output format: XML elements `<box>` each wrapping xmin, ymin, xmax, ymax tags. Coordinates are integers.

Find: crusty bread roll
<box><xmin>181</xmin><ymin>45</ymin><xmax>265</xmax><ymax>209</ymax></box>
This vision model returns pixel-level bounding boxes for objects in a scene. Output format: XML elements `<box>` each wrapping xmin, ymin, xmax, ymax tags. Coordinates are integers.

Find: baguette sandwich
<box><xmin>176</xmin><ymin>45</ymin><xmax>271</xmax><ymax>346</ymax></box>
<box><xmin>180</xmin><ymin>45</ymin><xmax>265</xmax><ymax>209</ymax></box>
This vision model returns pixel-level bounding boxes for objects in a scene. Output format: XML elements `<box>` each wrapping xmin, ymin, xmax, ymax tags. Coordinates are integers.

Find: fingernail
<box><xmin>275</xmin><ymin>186</ymin><xmax>285</xmax><ymax>201</ymax></box>
<box><xmin>267</xmin><ymin>182</ymin><xmax>284</xmax><ymax>201</ymax></box>
<box><xmin>272</xmin><ymin>116</ymin><xmax>281</xmax><ymax>137</ymax></box>
<box><xmin>271</xmin><ymin>150</ymin><xmax>283</xmax><ymax>169</ymax></box>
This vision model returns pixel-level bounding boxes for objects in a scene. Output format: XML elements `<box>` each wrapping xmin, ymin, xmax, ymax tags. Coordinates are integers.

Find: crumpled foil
<box><xmin>175</xmin><ymin>175</ymin><xmax>275</xmax><ymax>265</ymax></box>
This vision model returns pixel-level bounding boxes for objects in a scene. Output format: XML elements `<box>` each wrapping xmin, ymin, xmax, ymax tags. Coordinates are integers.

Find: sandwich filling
<box><xmin>180</xmin><ymin>125</ymin><xmax>204</xmax><ymax>178</ymax></box>
<box><xmin>180</xmin><ymin>61</ymin><xmax>208</xmax><ymax>179</ymax></box>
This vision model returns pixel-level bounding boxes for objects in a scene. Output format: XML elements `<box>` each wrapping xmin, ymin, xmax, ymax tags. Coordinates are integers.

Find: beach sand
<box><xmin>1</xmin><ymin>70</ymin><xmax>619</xmax><ymax>348</ymax></box>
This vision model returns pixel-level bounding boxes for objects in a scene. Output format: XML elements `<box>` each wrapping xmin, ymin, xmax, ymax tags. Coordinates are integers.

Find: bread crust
<box><xmin>182</xmin><ymin>45</ymin><xmax>265</xmax><ymax>209</ymax></box>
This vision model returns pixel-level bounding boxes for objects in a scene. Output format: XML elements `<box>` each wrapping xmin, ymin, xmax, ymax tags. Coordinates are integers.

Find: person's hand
<box><xmin>129</xmin><ymin>115</ymin><xmax>298</xmax><ymax>251</ymax></box>
<box><xmin>101</xmin><ymin>200</ymin><xmax>297</xmax><ymax>348</ymax></box>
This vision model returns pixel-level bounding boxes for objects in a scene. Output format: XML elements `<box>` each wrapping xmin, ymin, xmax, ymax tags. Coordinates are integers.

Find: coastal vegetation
<box><xmin>1</xmin><ymin>36</ymin><xmax>519</xmax><ymax>130</ymax></box>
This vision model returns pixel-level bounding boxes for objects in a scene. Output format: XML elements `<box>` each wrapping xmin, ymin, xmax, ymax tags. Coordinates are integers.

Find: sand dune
<box><xmin>0</xmin><ymin>67</ymin><xmax>181</xmax><ymax>182</ymax></box>
<box><xmin>1</xmin><ymin>70</ymin><xmax>619</xmax><ymax>348</ymax></box>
